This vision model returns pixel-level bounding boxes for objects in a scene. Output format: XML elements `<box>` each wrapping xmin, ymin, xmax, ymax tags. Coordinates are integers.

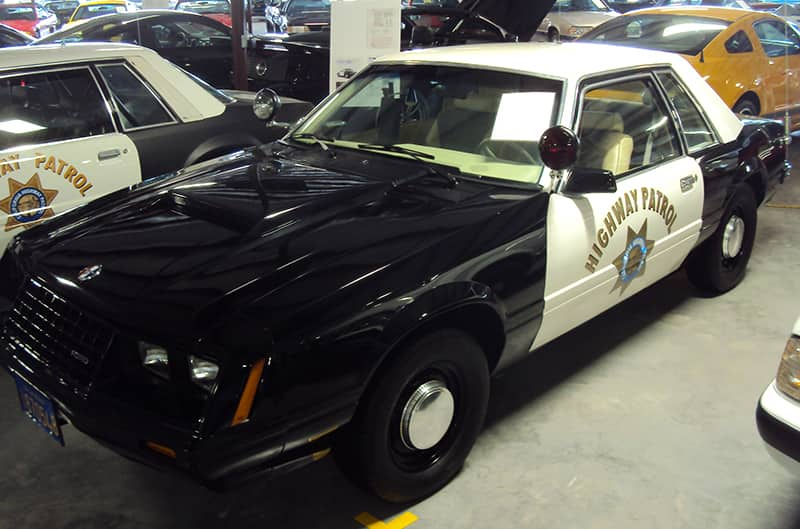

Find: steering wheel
<box><xmin>478</xmin><ymin>138</ymin><xmax>538</xmax><ymax>164</ymax></box>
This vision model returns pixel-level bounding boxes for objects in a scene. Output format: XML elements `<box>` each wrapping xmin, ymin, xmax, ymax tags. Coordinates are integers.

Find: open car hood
<box><xmin>460</xmin><ymin>0</ymin><xmax>556</xmax><ymax>40</ymax></box>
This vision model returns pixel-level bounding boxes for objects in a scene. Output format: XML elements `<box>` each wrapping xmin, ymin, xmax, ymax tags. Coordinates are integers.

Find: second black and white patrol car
<box><xmin>0</xmin><ymin>42</ymin><xmax>310</xmax><ymax>253</ymax></box>
<box><xmin>0</xmin><ymin>42</ymin><xmax>791</xmax><ymax>502</ymax></box>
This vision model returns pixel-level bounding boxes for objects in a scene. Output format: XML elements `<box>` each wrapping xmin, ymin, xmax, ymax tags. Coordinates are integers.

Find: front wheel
<box><xmin>687</xmin><ymin>185</ymin><xmax>757</xmax><ymax>293</ymax></box>
<box><xmin>335</xmin><ymin>329</ymin><xmax>490</xmax><ymax>503</ymax></box>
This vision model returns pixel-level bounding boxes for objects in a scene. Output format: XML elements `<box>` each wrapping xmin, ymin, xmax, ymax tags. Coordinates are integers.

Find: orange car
<box><xmin>580</xmin><ymin>6</ymin><xmax>800</xmax><ymax>130</ymax></box>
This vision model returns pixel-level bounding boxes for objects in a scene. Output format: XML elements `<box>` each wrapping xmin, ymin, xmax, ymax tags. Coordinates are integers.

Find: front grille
<box><xmin>4</xmin><ymin>279</ymin><xmax>114</xmax><ymax>396</ymax></box>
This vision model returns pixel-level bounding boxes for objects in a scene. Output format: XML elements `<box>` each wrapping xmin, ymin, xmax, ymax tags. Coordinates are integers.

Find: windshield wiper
<box><xmin>291</xmin><ymin>132</ymin><xmax>336</xmax><ymax>157</ymax></box>
<box><xmin>356</xmin><ymin>143</ymin><xmax>458</xmax><ymax>187</ymax></box>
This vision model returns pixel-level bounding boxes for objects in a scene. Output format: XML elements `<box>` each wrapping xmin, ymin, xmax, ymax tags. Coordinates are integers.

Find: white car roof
<box><xmin>0</xmin><ymin>42</ymin><xmax>224</xmax><ymax>122</ymax></box>
<box><xmin>376</xmin><ymin>41</ymin><xmax>743</xmax><ymax>143</ymax></box>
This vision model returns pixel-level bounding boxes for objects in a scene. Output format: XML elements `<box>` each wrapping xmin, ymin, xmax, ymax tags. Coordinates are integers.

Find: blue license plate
<box><xmin>13</xmin><ymin>375</ymin><xmax>64</xmax><ymax>446</ymax></box>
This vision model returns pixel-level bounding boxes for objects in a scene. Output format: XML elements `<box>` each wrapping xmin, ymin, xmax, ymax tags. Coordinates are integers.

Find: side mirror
<box><xmin>253</xmin><ymin>88</ymin><xmax>282</xmax><ymax>121</ymax></box>
<box><xmin>562</xmin><ymin>167</ymin><xmax>617</xmax><ymax>194</ymax></box>
<box><xmin>539</xmin><ymin>125</ymin><xmax>579</xmax><ymax>170</ymax></box>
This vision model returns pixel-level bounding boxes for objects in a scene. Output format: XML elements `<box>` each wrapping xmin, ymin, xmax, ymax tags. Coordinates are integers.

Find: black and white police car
<box><xmin>0</xmin><ymin>42</ymin><xmax>310</xmax><ymax>251</ymax></box>
<box><xmin>0</xmin><ymin>41</ymin><xmax>791</xmax><ymax>502</ymax></box>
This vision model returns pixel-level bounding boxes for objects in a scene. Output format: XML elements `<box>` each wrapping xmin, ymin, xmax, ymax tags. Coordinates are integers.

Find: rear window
<box><xmin>73</xmin><ymin>4</ymin><xmax>126</xmax><ymax>20</ymax></box>
<box><xmin>0</xmin><ymin>6</ymin><xmax>36</xmax><ymax>21</ymax></box>
<box><xmin>580</xmin><ymin>14</ymin><xmax>730</xmax><ymax>56</ymax></box>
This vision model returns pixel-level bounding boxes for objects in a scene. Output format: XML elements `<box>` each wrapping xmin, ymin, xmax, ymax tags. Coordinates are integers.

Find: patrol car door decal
<box><xmin>531</xmin><ymin>74</ymin><xmax>705</xmax><ymax>350</ymax></box>
<box><xmin>0</xmin><ymin>67</ymin><xmax>141</xmax><ymax>252</ymax></box>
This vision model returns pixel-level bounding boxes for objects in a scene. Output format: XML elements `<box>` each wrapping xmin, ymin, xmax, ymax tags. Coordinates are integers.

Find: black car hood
<box><xmin>21</xmin><ymin>148</ymin><xmax>540</xmax><ymax>348</ymax></box>
<box><xmin>462</xmin><ymin>0</ymin><xmax>554</xmax><ymax>39</ymax></box>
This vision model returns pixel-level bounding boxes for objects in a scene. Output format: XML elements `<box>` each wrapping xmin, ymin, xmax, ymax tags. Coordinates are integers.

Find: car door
<box><xmin>0</xmin><ymin>65</ymin><xmax>140</xmax><ymax>252</ymax></box>
<box><xmin>752</xmin><ymin>17</ymin><xmax>800</xmax><ymax>128</ymax></box>
<box><xmin>532</xmin><ymin>72</ymin><xmax>705</xmax><ymax>349</ymax></box>
<box><xmin>148</xmin><ymin>17</ymin><xmax>233</xmax><ymax>88</ymax></box>
<box><xmin>93</xmin><ymin>62</ymin><xmax>184</xmax><ymax>179</ymax></box>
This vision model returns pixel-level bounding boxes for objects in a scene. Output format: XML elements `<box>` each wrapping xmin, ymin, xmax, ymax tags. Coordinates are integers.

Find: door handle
<box><xmin>98</xmin><ymin>149</ymin><xmax>121</xmax><ymax>161</ymax></box>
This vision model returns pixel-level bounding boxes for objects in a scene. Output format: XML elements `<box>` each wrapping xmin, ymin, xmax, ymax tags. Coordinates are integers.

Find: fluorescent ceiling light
<box><xmin>0</xmin><ymin>119</ymin><xmax>45</xmax><ymax>134</ymax></box>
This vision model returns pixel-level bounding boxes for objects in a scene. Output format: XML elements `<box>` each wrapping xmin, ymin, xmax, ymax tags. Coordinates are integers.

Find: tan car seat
<box><xmin>576</xmin><ymin>110</ymin><xmax>633</xmax><ymax>175</ymax></box>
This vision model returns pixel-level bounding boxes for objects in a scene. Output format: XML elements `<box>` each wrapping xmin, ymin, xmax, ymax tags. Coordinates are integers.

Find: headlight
<box><xmin>140</xmin><ymin>342</ymin><xmax>169</xmax><ymax>379</ymax></box>
<box><xmin>189</xmin><ymin>355</ymin><xmax>219</xmax><ymax>392</ymax></box>
<box><xmin>776</xmin><ymin>335</ymin><xmax>800</xmax><ymax>401</ymax></box>
<box><xmin>567</xmin><ymin>26</ymin><xmax>590</xmax><ymax>37</ymax></box>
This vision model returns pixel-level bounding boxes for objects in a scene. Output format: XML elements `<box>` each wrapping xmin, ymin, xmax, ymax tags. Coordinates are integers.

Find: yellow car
<box><xmin>580</xmin><ymin>6</ymin><xmax>800</xmax><ymax>130</ymax></box>
<box><xmin>64</xmin><ymin>0</ymin><xmax>133</xmax><ymax>28</ymax></box>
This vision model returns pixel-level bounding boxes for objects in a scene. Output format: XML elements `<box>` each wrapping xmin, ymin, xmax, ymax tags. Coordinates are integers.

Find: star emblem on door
<box><xmin>0</xmin><ymin>173</ymin><xmax>59</xmax><ymax>231</ymax></box>
<box><xmin>611</xmin><ymin>219</ymin><xmax>655</xmax><ymax>295</ymax></box>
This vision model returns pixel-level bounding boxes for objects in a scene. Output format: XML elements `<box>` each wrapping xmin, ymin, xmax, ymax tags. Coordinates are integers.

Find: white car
<box><xmin>538</xmin><ymin>0</ymin><xmax>619</xmax><ymax>41</ymax></box>
<box><xmin>757</xmin><ymin>316</ymin><xmax>800</xmax><ymax>473</ymax></box>
<box><xmin>0</xmin><ymin>42</ymin><xmax>309</xmax><ymax>254</ymax></box>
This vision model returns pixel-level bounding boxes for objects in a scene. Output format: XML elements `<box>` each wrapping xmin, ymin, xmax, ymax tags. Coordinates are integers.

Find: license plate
<box><xmin>13</xmin><ymin>375</ymin><xmax>64</xmax><ymax>446</ymax></box>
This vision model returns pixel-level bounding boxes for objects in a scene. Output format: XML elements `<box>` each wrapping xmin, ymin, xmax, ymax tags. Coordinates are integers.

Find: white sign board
<box><xmin>329</xmin><ymin>0</ymin><xmax>401</xmax><ymax>94</ymax></box>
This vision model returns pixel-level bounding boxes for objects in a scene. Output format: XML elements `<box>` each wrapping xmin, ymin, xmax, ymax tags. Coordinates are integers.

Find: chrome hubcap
<box><xmin>723</xmin><ymin>215</ymin><xmax>745</xmax><ymax>259</ymax></box>
<box><xmin>399</xmin><ymin>380</ymin><xmax>455</xmax><ymax>451</ymax></box>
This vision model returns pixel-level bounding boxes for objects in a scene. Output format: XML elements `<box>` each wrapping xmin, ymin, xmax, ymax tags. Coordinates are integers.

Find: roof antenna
<box><xmin>699</xmin><ymin>49</ymin><xmax>705</xmax><ymax>63</ymax></box>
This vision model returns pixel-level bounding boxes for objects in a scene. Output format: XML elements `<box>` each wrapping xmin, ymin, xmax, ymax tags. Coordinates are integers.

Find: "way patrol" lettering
<box><xmin>584</xmin><ymin>187</ymin><xmax>677</xmax><ymax>273</ymax></box>
<box><xmin>33</xmin><ymin>154</ymin><xmax>94</xmax><ymax>196</ymax></box>
<box><xmin>0</xmin><ymin>155</ymin><xmax>21</xmax><ymax>176</ymax></box>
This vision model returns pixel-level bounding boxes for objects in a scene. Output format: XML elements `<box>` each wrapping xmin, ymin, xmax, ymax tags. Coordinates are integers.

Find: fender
<box><xmin>368</xmin><ymin>280</ymin><xmax>505</xmax><ymax>385</ymax></box>
<box><xmin>183</xmin><ymin>132</ymin><xmax>263</xmax><ymax>166</ymax></box>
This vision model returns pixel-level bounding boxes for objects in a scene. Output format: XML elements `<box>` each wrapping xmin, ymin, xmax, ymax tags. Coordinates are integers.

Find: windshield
<box><xmin>553</xmin><ymin>0</ymin><xmax>611</xmax><ymax>12</ymax></box>
<box><xmin>292</xmin><ymin>65</ymin><xmax>563</xmax><ymax>185</ymax></box>
<box><xmin>176</xmin><ymin>0</ymin><xmax>230</xmax><ymax>14</ymax></box>
<box><xmin>0</xmin><ymin>6</ymin><xmax>36</xmax><ymax>20</ymax></box>
<box><xmin>580</xmin><ymin>14</ymin><xmax>730</xmax><ymax>55</ymax></box>
<box><xmin>45</xmin><ymin>1</ymin><xmax>79</xmax><ymax>10</ymax></box>
<box><xmin>286</xmin><ymin>0</ymin><xmax>330</xmax><ymax>16</ymax></box>
<box><xmin>73</xmin><ymin>4</ymin><xmax>126</xmax><ymax>20</ymax></box>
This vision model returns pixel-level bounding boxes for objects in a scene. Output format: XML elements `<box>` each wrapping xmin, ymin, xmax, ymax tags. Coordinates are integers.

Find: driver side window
<box><xmin>576</xmin><ymin>77</ymin><xmax>680</xmax><ymax>178</ymax></box>
<box><xmin>151</xmin><ymin>21</ymin><xmax>230</xmax><ymax>49</ymax></box>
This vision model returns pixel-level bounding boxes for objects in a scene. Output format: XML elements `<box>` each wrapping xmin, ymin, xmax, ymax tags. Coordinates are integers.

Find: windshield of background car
<box><xmin>554</xmin><ymin>0</ymin><xmax>611</xmax><ymax>12</ymax></box>
<box><xmin>580</xmin><ymin>14</ymin><xmax>730</xmax><ymax>55</ymax></box>
<box><xmin>286</xmin><ymin>0</ymin><xmax>329</xmax><ymax>16</ymax></box>
<box><xmin>73</xmin><ymin>4</ymin><xmax>126</xmax><ymax>20</ymax></box>
<box><xmin>293</xmin><ymin>65</ymin><xmax>563</xmax><ymax>185</ymax></box>
<box><xmin>45</xmin><ymin>1</ymin><xmax>79</xmax><ymax>11</ymax></box>
<box><xmin>0</xmin><ymin>6</ymin><xmax>36</xmax><ymax>20</ymax></box>
<box><xmin>176</xmin><ymin>0</ymin><xmax>230</xmax><ymax>14</ymax></box>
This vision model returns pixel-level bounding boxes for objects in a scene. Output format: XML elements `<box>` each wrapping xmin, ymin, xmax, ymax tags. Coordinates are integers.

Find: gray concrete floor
<box><xmin>1</xmin><ymin>141</ymin><xmax>799</xmax><ymax>529</ymax></box>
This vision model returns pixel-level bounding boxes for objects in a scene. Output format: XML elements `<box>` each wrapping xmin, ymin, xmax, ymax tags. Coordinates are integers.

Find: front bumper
<box><xmin>2</xmin><ymin>361</ymin><xmax>349</xmax><ymax>488</ymax></box>
<box><xmin>756</xmin><ymin>381</ymin><xmax>800</xmax><ymax>475</ymax></box>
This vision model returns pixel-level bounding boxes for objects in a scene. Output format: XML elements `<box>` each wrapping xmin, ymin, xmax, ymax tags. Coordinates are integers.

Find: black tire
<box><xmin>548</xmin><ymin>27</ymin><xmax>559</xmax><ymax>42</ymax></box>
<box><xmin>687</xmin><ymin>185</ymin><xmax>757</xmax><ymax>293</ymax></box>
<box><xmin>334</xmin><ymin>329</ymin><xmax>490</xmax><ymax>503</ymax></box>
<box><xmin>733</xmin><ymin>97</ymin><xmax>758</xmax><ymax>116</ymax></box>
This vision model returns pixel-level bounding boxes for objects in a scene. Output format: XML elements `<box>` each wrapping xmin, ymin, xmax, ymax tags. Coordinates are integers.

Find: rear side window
<box><xmin>754</xmin><ymin>19</ymin><xmax>800</xmax><ymax>57</ymax></box>
<box><xmin>656</xmin><ymin>72</ymin><xmax>717</xmax><ymax>152</ymax></box>
<box><xmin>96</xmin><ymin>64</ymin><xmax>174</xmax><ymax>130</ymax></box>
<box><xmin>725</xmin><ymin>30</ymin><xmax>753</xmax><ymax>54</ymax></box>
<box><xmin>0</xmin><ymin>67</ymin><xmax>113</xmax><ymax>149</ymax></box>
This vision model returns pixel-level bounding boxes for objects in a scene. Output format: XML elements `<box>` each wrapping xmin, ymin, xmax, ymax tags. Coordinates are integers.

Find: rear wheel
<box><xmin>548</xmin><ymin>27</ymin><xmax>559</xmax><ymax>42</ymax></box>
<box><xmin>687</xmin><ymin>185</ymin><xmax>757</xmax><ymax>293</ymax></box>
<box><xmin>733</xmin><ymin>97</ymin><xmax>758</xmax><ymax>116</ymax></box>
<box><xmin>335</xmin><ymin>329</ymin><xmax>490</xmax><ymax>503</ymax></box>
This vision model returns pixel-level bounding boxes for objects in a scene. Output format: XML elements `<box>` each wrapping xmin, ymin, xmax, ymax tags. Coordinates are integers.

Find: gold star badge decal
<box><xmin>611</xmin><ymin>219</ymin><xmax>655</xmax><ymax>295</ymax></box>
<box><xmin>0</xmin><ymin>173</ymin><xmax>59</xmax><ymax>232</ymax></box>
